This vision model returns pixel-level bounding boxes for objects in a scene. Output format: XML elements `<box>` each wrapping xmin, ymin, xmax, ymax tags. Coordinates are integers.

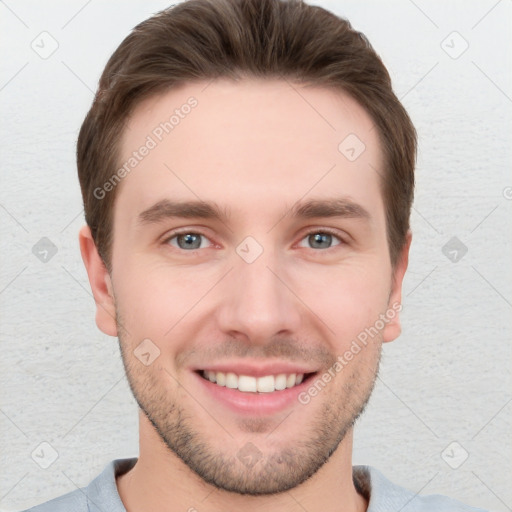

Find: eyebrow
<box><xmin>138</xmin><ymin>199</ymin><xmax>230</xmax><ymax>225</ymax></box>
<box><xmin>137</xmin><ymin>197</ymin><xmax>370</xmax><ymax>225</ymax></box>
<box><xmin>290</xmin><ymin>197</ymin><xmax>370</xmax><ymax>220</ymax></box>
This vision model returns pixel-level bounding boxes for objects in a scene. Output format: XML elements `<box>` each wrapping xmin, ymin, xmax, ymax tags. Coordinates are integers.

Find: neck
<box><xmin>117</xmin><ymin>412</ymin><xmax>368</xmax><ymax>512</ymax></box>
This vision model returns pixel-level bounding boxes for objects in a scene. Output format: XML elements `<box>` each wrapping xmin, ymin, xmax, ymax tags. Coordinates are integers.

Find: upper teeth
<box><xmin>203</xmin><ymin>370</ymin><xmax>304</xmax><ymax>393</ymax></box>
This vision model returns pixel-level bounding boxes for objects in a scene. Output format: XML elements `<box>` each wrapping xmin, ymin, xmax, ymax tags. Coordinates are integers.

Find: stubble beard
<box><xmin>117</xmin><ymin>318</ymin><xmax>381</xmax><ymax>495</ymax></box>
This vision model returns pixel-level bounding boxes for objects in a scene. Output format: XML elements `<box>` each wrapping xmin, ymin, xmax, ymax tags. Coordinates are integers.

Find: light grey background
<box><xmin>1</xmin><ymin>1</ymin><xmax>510</xmax><ymax>511</ymax></box>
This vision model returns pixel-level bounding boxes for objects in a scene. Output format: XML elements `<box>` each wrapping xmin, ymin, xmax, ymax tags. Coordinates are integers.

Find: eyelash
<box><xmin>162</xmin><ymin>228</ymin><xmax>346</xmax><ymax>252</ymax></box>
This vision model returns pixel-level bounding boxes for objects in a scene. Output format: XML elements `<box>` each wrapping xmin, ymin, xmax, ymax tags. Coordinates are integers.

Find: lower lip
<box><xmin>193</xmin><ymin>371</ymin><xmax>315</xmax><ymax>416</ymax></box>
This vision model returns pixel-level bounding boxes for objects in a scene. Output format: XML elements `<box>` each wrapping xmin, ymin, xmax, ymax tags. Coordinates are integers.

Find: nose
<box><xmin>215</xmin><ymin>245</ymin><xmax>302</xmax><ymax>345</ymax></box>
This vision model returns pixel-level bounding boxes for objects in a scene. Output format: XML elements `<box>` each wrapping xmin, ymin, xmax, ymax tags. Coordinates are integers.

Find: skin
<box><xmin>80</xmin><ymin>78</ymin><xmax>410</xmax><ymax>512</ymax></box>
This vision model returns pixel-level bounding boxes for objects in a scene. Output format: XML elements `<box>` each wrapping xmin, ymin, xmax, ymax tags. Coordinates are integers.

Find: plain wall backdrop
<box><xmin>1</xmin><ymin>0</ymin><xmax>510</xmax><ymax>511</ymax></box>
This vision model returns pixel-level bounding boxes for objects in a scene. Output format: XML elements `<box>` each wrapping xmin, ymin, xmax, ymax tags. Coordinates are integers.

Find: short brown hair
<box><xmin>77</xmin><ymin>0</ymin><xmax>416</xmax><ymax>270</ymax></box>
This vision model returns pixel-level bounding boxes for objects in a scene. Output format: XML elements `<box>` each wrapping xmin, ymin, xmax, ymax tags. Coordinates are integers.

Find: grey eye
<box><xmin>298</xmin><ymin>232</ymin><xmax>341</xmax><ymax>250</ymax></box>
<box><xmin>169</xmin><ymin>233</ymin><xmax>206</xmax><ymax>250</ymax></box>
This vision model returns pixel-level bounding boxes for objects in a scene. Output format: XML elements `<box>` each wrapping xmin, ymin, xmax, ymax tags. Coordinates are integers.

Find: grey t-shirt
<box><xmin>20</xmin><ymin>457</ymin><xmax>488</xmax><ymax>512</ymax></box>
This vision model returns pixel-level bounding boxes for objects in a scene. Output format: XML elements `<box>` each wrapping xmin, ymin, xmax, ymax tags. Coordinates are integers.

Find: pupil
<box><xmin>179</xmin><ymin>233</ymin><xmax>201</xmax><ymax>249</ymax></box>
<box><xmin>310</xmin><ymin>233</ymin><xmax>331</xmax><ymax>249</ymax></box>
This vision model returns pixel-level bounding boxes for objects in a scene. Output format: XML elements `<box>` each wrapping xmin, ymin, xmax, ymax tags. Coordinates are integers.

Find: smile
<box><xmin>201</xmin><ymin>370</ymin><xmax>306</xmax><ymax>393</ymax></box>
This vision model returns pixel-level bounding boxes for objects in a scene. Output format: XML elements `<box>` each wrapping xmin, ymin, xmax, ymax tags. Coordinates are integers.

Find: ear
<box><xmin>79</xmin><ymin>225</ymin><xmax>118</xmax><ymax>337</ymax></box>
<box><xmin>382</xmin><ymin>230</ymin><xmax>412</xmax><ymax>343</ymax></box>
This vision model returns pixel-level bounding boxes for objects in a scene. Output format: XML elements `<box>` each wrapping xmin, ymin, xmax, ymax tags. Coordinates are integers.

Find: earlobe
<box><xmin>78</xmin><ymin>225</ymin><xmax>118</xmax><ymax>337</ymax></box>
<box><xmin>382</xmin><ymin>230</ymin><xmax>412</xmax><ymax>343</ymax></box>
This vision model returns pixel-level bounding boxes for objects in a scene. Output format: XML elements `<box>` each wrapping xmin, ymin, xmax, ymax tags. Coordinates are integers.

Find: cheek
<box><xmin>113</xmin><ymin>259</ymin><xmax>224</xmax><ymax>346</ymax></box>
<box><xmin>292</xmin><ymin>263</ymin><xmax>391</xmax><ymax>346</ymax></box>
<box><xmin>112</xmin><ymin>263</ymin><xmax>181</xmax><ymax>340</ymax></box>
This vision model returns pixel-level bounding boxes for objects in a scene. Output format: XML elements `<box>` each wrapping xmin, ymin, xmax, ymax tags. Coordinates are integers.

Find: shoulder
<box><xmin>19</xmin><ymin>458</ymin><xmax>137</xmax><ymax>512</ymax></box>
<box><xmin>354</xmin><ymin>465</ymin><xmax>489</xmax><ymax>512</ymax></box>
<box><xmin>18</xmin><ymin>488</ymin><xmax>87</xmax><ymax>512</ymax></box>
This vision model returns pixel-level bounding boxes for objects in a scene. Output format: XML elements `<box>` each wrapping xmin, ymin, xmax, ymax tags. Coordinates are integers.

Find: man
<box><xmin>23</xmin><ymin>0</ymin><xmax>488</xmax><ymax>510</ymax></box>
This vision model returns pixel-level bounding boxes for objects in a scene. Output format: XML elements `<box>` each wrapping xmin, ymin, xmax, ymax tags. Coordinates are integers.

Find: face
<box><xmin>81</xmin><ymin>78</ymin><xmax>409</xmax><ymax>495</ymax></box>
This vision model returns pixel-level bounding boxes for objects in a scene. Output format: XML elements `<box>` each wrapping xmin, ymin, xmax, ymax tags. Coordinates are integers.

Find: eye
<box><xmin>165</xmin><ymin>232</ymin><xmax>212</xmax><ymax>250</ymax></box>
<box><xmin>297</xmin><ymin>230</ymin><xmax>343</xmax><ymax>250</ymax></box>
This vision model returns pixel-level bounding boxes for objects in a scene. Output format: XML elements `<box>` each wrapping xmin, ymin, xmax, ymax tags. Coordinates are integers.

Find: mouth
<box><xmin>192</xmin><ymin>370</ymin><xmax>319</xmax><ymax>418</ymax></box>
<box><xmin>191</xmin><ymin>361</ymin><xmax>321</xmax><ymax>415</ymax></box>
<box><xmin>197</xmin><ymin>369</ymin><xmax>316</xmax><ymax>393</ymax></box>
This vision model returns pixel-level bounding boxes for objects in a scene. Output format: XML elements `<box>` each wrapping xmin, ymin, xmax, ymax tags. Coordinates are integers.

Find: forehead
<box><xmin>115</xmin><ymin>78</ymin><xmax>385</xmax><ymax>227</ymax></box>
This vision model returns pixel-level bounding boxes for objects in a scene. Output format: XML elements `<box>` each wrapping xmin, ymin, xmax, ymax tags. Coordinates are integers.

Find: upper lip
<box><xmin>193</xmin><ymin>360</ymin><xmax>319</xmax><ymax>377</ymax></box>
